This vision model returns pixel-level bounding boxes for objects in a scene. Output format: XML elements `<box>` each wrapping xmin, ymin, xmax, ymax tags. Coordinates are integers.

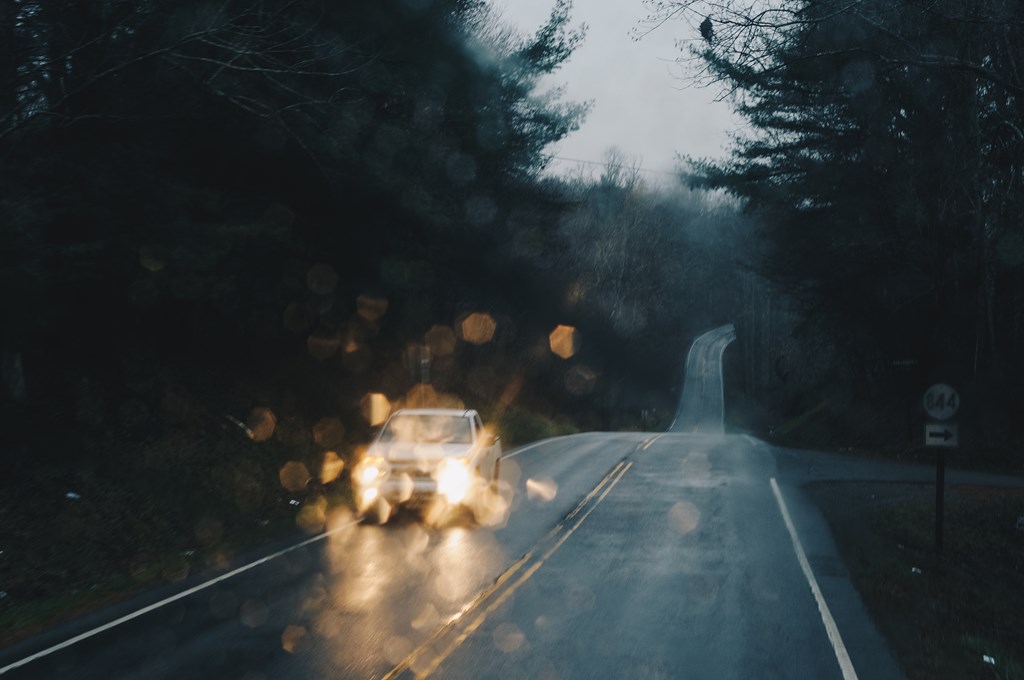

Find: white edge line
<box><xmin>501</xmin><ymin>433</ymin><xmax>584</xmax><ymax>460</ymax></box>
<box><xmin>717</xmin><ymin>329</ymin><xmax>734</xmax><ymax>433</ymax></box>
<box><xmin>670</xmin><ymin>324</ymin><xmax>733</xmax><ymax>432</ymax></box>
<box><xmin>0</xmin><ymin>519</ymin><xmax>361</xmax><ymax>675</ymax></box>
<box><xmin>501</xmin><ymin>439</ymin><xmax>553</xmax><ymax>460</ymax></box>
<box><xmin>669</xmin><ymin>328</ymin><xmax>702</xmax><ymax>430</ymax></box>
<box><xmin>770</xmin><ymin>478</ymin><xmax>858</xmax><ymax>680</ymax></box>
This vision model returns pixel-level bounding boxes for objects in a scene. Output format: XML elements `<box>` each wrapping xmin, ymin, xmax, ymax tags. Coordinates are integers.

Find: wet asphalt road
<box><xmin>4</xmin><ymin>325</ymin><xmax>1020</xmax><ymax>679</ymax></box>
<box><xmin>669</xmin><ymin>324</ymin><xmax>735</xmax><ymax>434</ymax></box>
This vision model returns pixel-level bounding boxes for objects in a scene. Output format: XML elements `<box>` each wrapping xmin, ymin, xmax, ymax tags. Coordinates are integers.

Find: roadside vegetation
<box><xmin>808</xmin><ymin>481</ymin><xmax>1024</xmax><ymax>680</ymax></box>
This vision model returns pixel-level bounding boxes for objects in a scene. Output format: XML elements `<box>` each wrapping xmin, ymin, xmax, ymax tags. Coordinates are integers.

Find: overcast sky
<box><xmin>496</xmin><ymin>0</ymin><xmax>742</xmax><ymax>181</ymax></box>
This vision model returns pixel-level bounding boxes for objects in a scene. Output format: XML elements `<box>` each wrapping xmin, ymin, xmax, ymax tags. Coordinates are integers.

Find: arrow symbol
<box><xmin>928</xmin><ymin>429</ymin><xmax>953</xmax><ymax>441</ymax></box>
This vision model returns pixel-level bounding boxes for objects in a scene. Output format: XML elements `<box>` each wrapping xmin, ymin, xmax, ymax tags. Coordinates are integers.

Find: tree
<box><xmin>552</xmin><ymin>149</ymin><xmax>750</xmax><ymax>400</ymax></box>
<box><xmin>644</xmin><ymin>1</ymin><xmax>1023</xmax><ymax>390</ymax></box>
<box><xmin>0</xmin><ymin>0</ymin><xmax>590</xmax><ymax>459</ymax></box>
<box><xmin>1</xmin><ymin>0</ymin><xmax>605</xmax><ymax>604</ymax></box>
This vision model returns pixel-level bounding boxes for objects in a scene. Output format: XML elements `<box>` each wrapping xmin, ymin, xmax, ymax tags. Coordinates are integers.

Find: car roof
<box><xmin>389</xmin><ymin>408</ymin><xmax>478</xmax><ymax>418</ymax></box>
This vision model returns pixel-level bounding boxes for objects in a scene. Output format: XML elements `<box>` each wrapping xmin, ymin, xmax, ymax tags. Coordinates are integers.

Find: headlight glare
<box><xmin>356</xmin><ymin>458</ymin><xmax>387</xmax><ymax>486</ymax></box>
<box><xmin>437</xmin><ymin>459</ymin><xmax>471</xmax><ymax>504</ymax></box>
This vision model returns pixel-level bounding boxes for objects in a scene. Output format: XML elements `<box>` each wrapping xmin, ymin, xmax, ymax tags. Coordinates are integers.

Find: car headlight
<box><xmin>356</xmin><ymin>457</ymin><xmax>387</xmax><ymax>486</ymax></box>
<box><xmin>436</xmin><ymin>458</ymin><xmax>471</xmax><ymax>504</ymax></box>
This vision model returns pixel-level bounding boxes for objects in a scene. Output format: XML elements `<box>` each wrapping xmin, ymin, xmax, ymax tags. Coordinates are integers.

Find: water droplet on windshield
<box><xmin>425</xmin><ymin>324</ymin><xmax>457</xmax><ymax>356</ymax></box>
<box><xmin>320</xmin><ymin>451</ymin><xmax>344</xmax><ymax>484</ymax></box>
<box><xmin>526</xmin><ymin>477</ymin><xmax>558</xmax><ymax>503</ymax></box>
<box><xmin>240</xmin><ymin>599</ymin><xmax>268</xmax><ymax>628</ymax></box>
<box><xmin>279</xmin><ymin>462</ymin><xmax>311</xmax><ymax>493</ymax></box>
<box><xmin>307</xmin><ymin>331</ymin><xmax>340</xmax><ymax>360</ymax></box>
<box><xmin>458</xmin><ymin>312</ymin><xmax>497</xmax><ymax>345</ymax></box>
<box><xmin>281</xmin><ymin>625</ymin><xmax>306</xmax><ymax>653</ymax></box>
<box><xmin>246</xmin><ymin>407</ymin><xmax>276</xmax><ymax>441</ymax></box>
<box><xmin>548</xmin><ymin>324</ymin><xmax>580</xmax><ymax>359</ymax></box>
<box><xmin>313</xmin><ymin>418</ymin><xmax>345</xmax><ymax>448</ymax></box>
<box><xmin>668</xmin><ymin>500</ymin><xmax>700</xmax><ymax>534</ymax></box>
<box><xmin>565</xmin><ymin>365</ymin><xmax>598</xmax><ymax>395</ymax></box>
<box><xmin>493</xmin><ymin>622</ymin><xmax>526</xmax><ymax>652</ymax></box>
<box><xmin>360</xmin><ymin>393</ymin><xmax>391</xmax><ymax>426</ymax></box>
<box><xmin>356</xmin><ymin>294</ymin><xmax>389</xmax><ymax>321</ymax></box>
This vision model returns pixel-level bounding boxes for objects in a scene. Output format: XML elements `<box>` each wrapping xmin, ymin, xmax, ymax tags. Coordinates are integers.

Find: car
<box><xmin>352</xmin><ymin>408</ymin><xmax>502</xmax><ymax>522</ymax></box>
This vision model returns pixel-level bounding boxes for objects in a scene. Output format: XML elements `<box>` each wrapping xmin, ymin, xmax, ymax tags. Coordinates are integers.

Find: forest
<box><xmin>650</xmin><ymin>0</ymin><xmax>1024</xmax><ymax>466</ymax></box>
<box><xmin>0</xmin><ymin>0</ymin><xmax>742</xmax><ymax>616</ymax></box>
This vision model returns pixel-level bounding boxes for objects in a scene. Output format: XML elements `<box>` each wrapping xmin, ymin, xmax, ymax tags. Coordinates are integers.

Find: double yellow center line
<box><xmin>383</xmin><ymin>459</ymin><xmax>634</xmax><ymax>679</ymax></box>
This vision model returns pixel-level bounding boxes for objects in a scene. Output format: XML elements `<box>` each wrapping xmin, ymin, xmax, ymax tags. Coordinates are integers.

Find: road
<box><xmin>3</xmin><ymin>325</ymin><xmax>1019</xmax><ymax>679</ymax></box>
<box><xmin>669</xmin><ymin>324</ymin><xmax>736</xmax><ymax>434</ymax></box>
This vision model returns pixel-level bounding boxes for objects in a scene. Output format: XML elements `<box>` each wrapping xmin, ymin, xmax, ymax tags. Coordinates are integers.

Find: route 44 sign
<box><xmin>923</xmin><ymin>384</ymin><xmax>960</xmax><ymax>421</ymax></box>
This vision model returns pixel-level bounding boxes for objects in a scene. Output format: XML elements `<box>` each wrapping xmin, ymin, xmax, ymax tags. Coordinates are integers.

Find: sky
<box><xmin>496</xmin><ymin>0</ymin><xmax>742</xmax><ymax>182</ymax></box>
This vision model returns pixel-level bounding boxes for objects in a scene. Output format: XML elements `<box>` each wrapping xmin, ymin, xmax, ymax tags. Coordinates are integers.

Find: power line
<box><xmin>548</xmin><ymin>155</ymin><xmax>682</xmax><ymax>178</ymax></box>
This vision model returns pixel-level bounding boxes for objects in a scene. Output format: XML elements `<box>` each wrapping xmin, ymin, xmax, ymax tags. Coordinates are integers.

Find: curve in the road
<box><xmin>669</xmin><ymin>324</ymin><xmax>736</xmax><ymax>434</ymax></box>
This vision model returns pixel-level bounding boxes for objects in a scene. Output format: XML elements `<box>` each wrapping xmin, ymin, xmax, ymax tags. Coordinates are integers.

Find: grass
<box><xmin>807</xmin><ymin>481</ymin><xmax>1024</xmax><ymax>680</ymax></box>
<box><xmin>0</xmin><ymin>565</ymin><xmax>177</xmax><ymax>648</ymax></box>
<box><xmin>495</xmin><ymin>406</ymin><xmax>578</xmax><ymax>447</ymax></box>
<box><xmin>0</xmin><ymin>481</ymin><xmax>350</xmax><ymax>650</ymax></box>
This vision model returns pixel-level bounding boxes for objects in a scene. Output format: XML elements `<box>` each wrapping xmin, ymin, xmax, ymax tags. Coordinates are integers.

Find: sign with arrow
<box><xmin>925</xmin><ymin>423</ymin><xmax>958</xmax><ymax>447</ymax></box>
<box><xmin>921</xmin><ymin>385</ymin><xmax>960</xmax><ymax>555</ymax></box>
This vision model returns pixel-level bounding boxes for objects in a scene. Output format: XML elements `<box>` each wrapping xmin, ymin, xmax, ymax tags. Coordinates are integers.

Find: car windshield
<box><xmin>378</xmin><ymin>414</ymin><xmax>472</xmax><ymax>445</ymax></box>
<box><xmin>7</xmin><ymin>1</ymin><xmax>1024</xmax><ymax>678</ymax></box>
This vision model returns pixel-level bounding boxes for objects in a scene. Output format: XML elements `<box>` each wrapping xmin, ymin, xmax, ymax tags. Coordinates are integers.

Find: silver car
<box><xmin>353</xmin><ymin>408</ymin><xmax>502</xmax><ymax>522</ymax></box>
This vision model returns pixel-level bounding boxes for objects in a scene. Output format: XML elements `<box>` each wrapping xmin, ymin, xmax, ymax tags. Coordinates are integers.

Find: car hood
<box><xmin>368</xmin><ymin>442</ymin><xmax>475</xmax><ymax>463</ymax></box>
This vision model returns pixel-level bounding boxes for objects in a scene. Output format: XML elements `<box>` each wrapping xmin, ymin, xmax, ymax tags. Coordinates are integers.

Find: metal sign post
<box><xmin>923</xmin><ymin>383</ymin><xmax>959</xmax><ymax>555</ymax></box>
